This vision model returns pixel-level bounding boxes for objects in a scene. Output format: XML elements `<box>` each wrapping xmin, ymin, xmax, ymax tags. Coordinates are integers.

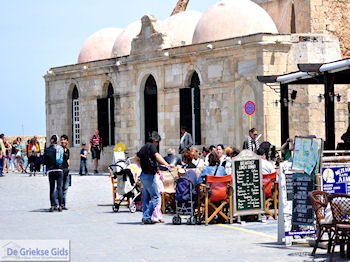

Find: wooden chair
<box><xmin>310</xmin><ymin>190</ymin><xmax>334</xmax><ymax>256</ymax></box>
<box><xmin>263</xmin><ymin>172</ymin><xmax>278</xmax><ymax>219</ymax></box>
<box><xmin>198</xmin><ymin>175</ymin><xmax>233</xmax><ymax>226</ymax></box>
<box><xmin>328</xmin><ymin>193</ymin><xmax>350</xmax><ymax>261</ymax></box>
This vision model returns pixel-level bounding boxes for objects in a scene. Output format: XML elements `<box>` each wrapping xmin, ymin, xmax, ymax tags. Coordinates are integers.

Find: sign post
<box><xmin>244</xmin><ymin>101</ymin><xmax>256</xmax><ymax>129</ymax></box>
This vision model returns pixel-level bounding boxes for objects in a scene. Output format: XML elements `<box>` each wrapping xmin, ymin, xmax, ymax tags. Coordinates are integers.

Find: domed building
<box><xmin>45</xmin><ymin>0</ymin><xmax>348</xmax><ymax>172</ymax></box>
<box><xmin>78</xmin><ymin>28</ymin><xmax>123</xmax><ymax>63</ymax></box>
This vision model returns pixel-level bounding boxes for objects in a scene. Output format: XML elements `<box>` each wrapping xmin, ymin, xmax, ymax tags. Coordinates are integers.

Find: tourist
<box><xmin>0</xmin><ymin>134</ymin><xmax>5</xmax><ymax>176</ymax></box>
<box><xmin>164</xmin><ymin>148</ymin><xmax>182</xmax><ymax>166</ymax></box>
<box><xmin>15</xmin><ymin>137</ymin><xmax>25</xmax><ymax>173</ymax></box>
<box><xmin>44</xmin><ymin>135</ymin><xmax>64</xmax><ymax>212</ymax></box>
<box><xmin>178</xmin><ymin>126</ymin><xmax>193</xmax><ymax>154</ymax></box>
<box><xmin>217</xmin><ymin>144</ymin><xmax>232</xmax><ymax>175</ymax></box>
<box><xmin>191</xmin><ymin>147</ymin><xmax>205</xmax><ymax>168</ymax></box>
<box><xmin>3</xmin><ymin>137</ymin><xmax>10</xmax><ymax>174</ymax></box>
<box><xmin>204</xmin><ymin>145</ymin><xmax>216</xmax><ymax>166</ymax></box>
<box><xmin>56</xmin><ymin>134</ymin><xmax>70</xmax><ymax>210</ymax></box>
<box><xmin>182</xmin><ymin>151</ymin><xmax>196</xmax><ymax>169</ymax></box>
<box><xmin>242</xmin><ymin>128</ymin><xmax>260</xmax><ymax>153</ymax></box>
<box><xmin>257</xmin><ymin>147</ymin><xmax>276</xmax><ymax>174</ymax></box>
<box><xmin>88</xmin><ymin>129</ymin><xmax>103</xmax><ymax>174</ymax></box>
<box><xmin>10</xmin><ymin>140</ymin><xmax>17</xmax><ymax>171</ymax></box>
<box><xmin>202</xmin><ymin>146</ymin><xmax>209</xmax><ymax>160</ymax></box>
<box><xmin>151</xmin><ymin>171</ymin><xmax>165</xmax><ymax>223</ymax></box>
<box><xmin>79</xmin><ymin>143</ymin><xmax>88</xmax><ymax>176</ymax></box>
<box><xmin>197</xmin><ymin>152</ymin><xmax>227</xmax><ymax>197</ymax></box>
<box><xmin>280</xmin><ymin>138</ymin><xmax>294</xmax><ymax>161</ymax></box>
<box><xmin>28</xmin><ymin>138</ymin><xmax>40</xmax><ymax>176</ymax></box>
<box><xmin>134</xmin><ymin>131</ymin><xmax>174</xmax><ymax>224</ymax></box>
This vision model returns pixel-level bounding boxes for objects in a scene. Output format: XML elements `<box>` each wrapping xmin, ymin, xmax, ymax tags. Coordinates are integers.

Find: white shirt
<box><xmin>261</xmin><ymin>158</ymin><xmax>276</xmax><ymax>174</ymax></box>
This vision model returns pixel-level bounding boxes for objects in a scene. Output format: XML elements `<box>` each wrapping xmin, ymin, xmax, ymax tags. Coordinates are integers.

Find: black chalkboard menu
<box><xmin>292</xmin><ymin>173</ymin><xmax>314</xmax><ymax>225</ymax></box>
<box><xmin>234</xmin><ymin>159</ymin><xmax>262</xmax><ymax>212</ymax></box>
<box><xmin>285</xmin><ymin>173</ymin><xmax>293</xmax><ymax>201</ymax></box>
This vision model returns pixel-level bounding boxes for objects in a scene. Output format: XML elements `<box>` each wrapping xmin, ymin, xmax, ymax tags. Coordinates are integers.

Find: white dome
<box><xmin>160</xmin><ymin>11</ymin><xmax>202</xmax><ymax>47</ymax></box>
<box><xmin>192</xmin><ymin>0</ymin><xmax>278</xmax><ymax>44</ymax></box>
<box><xmin>111</xmin><ymin>21</ymin><xmax>141</xmax><ymax>57</ymax></box>
<box><xmin>78</xmin><ymin>28</ymin><xmax>122</xmax><ymax>63</ymax></box>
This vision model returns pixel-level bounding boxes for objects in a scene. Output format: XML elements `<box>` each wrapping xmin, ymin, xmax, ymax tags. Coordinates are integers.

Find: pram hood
<box><xmin>176</xmin><ymin>170</ymin><xmax>197</xmax><ymax>203</ymax></box>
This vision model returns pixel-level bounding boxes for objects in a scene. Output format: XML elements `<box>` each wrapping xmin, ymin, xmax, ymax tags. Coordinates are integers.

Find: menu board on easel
<box><xmin>232</xmin><ymin>150</ymin><xmax>264</xmax><ymax>216</ymax></box>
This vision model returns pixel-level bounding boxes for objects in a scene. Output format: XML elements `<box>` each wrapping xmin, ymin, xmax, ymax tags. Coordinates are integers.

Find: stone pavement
<box><xmin>0</xmin><ymin>172</ymin><xmax>347</xmax><ymax>262</ymax></box>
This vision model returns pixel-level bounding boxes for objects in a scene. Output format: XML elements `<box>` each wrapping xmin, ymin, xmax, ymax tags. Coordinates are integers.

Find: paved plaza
<box><xmin>0</xmin><ymin>172</ymin><xmax>347</xmax><ymax>262</ymax></box>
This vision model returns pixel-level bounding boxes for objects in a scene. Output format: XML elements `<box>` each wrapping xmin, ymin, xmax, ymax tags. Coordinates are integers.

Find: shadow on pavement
<box><xmin>116</xmin><ymin>222</ymin><xmax>142</xmax><ymax>225</ymax></box>
<box><xmin>29</xmin><ymin>209</ymin><xmax>51</xmax><ymax>213</ymax></box>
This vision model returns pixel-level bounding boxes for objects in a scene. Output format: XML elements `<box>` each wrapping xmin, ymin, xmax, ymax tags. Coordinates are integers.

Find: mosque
<box><xmin>44</xmin><ymin>0</ymin><xmax>350</xmax><ymax>171</ymax></box>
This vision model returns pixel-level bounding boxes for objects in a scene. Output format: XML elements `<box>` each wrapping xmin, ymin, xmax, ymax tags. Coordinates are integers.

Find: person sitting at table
<box><xmin>182</xmin><ymin>151</ymin><xmax>196</xmax><ymax>169</ymax></box>
<box><xmin>257</xmin><ymin>147</ymin><xmax>276</xmax><ymax>175</ymax></box>
<box><xmin>197</xmin><ymin>152</ymin><xmax>227</xmax><ymax>194</ymax></box>
<box><xmin>191</xmin><ymin>147</ymin><xmax>205</xmax><ymax>168</ymax></box>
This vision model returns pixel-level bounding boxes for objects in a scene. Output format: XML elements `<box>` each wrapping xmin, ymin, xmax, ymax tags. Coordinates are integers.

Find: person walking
<box><xmin>44</xmin><ymin>135</ymin><xmax>64</xmax><ymax>212</ymax></box>
<box><xmin>0</xmin><ymin>134</ymin><xmax>5</xmax><ymax>176</ymax></box>
<box><xmin>56</xmin><ymin>135</ymin><xmax>70</xmax><ymax>210</ymax></box>
<box><xmin>28</xmin><ymin>138</ymin><xmax>40</xmax><ymax>176</ymax></box>
<box><xmin>242</xmin><ymin>128</ymin><xmax>260</xmax><ymax>153</ymax></box>
<box><xmin>79</xmin><ymin>143</ymin><xmax>88</xmax><ymax>176</ymax></box>
<box><xmin>178</xmin><ymin>126</ymin><xmax>193</xmax><ymax>155</ymax></box>
<box><xmin>3</xmin><ymin>136</ymin><xmax>10</xmax><ymax>174</ymax></box>
<box><xmin>10</xmin><ymin>140</ymin><xmax>17</xmax><ymax>171</ymax></box>
<box><xmin>88</xmin><ymin>129</ymin><xmax>103</xmax><ymax>174</ymax></box>
<box><xmin>15</xmin><ymin>137</ymin><xmax>25</xmax><ymax>173</ymax></box>
<box><xmin>134</xmin><ymin>131</ymin><xmax>175</xmax><ymax>224</ymax></box>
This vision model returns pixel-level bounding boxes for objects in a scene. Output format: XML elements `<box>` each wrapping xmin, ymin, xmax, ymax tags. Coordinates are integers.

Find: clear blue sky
<box><xmin>0</xmin><ymin>0</ymin><xmax>216</xmax><ymax>136</ymax></box>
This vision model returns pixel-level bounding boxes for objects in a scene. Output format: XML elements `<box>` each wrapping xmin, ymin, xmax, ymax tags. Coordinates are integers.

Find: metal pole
<box><xmin>324</xmin><ymin>73</ymin><xmax>335</xmax><ymax>150</ymax></box>
<box><xmin>280</xmin><ymin>84</ymin><xmax>289</xmax><ymax>145</ymax></box>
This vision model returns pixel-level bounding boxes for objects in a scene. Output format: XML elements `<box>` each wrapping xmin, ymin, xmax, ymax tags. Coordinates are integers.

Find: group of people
<box><xmin>135</xmin><ymin>126</ymin><xmax>280</xmax><ymax>224</ymax></box>
<box><xmin>0</xmin><ymin>134</ymin><xmax>42</xmax><ymax>176</ymax></box>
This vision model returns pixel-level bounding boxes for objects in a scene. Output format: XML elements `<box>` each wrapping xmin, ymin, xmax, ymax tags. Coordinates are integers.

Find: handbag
<box><xmin>16</xmin><ymin>151</ymin><xmax>22</xmax><ymax>158</ymax></box>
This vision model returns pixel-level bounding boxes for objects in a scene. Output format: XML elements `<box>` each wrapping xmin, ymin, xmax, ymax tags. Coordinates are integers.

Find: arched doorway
<box><xmin>144</xmin><ymin>75</ymin><xmax>158</xmax><ymax>142</ymax></box>
<box><xmin>180</xmin><ymin>72</ymin><xmax>201</xmax><ymax>144</ymax></box>
<box><xmin>72</xmin><ymin>86</ymin><xmax>80</xmax><ymax>147</ymax></box>
<box><xmin>97</xmin><ymin>83</ymin><xmax>115</xmax><ymax>146</ymax></box>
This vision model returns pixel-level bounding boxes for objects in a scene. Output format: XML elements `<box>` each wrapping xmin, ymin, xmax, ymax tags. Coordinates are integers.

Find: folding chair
<box><xmin>310</xmin><ymin>190</ymin><xmax>334</xmax><ymax>256</ymax></box>
<box><xmin>161</xmin><ymin>169</ymin><xmax>178</xmax><ymax>214</ymax></box>
<box><xmin>328</xmin><ymin>193</ymin><xmax>350</xmax><ymax>261</ymax></box>
<box><xmin>198</xmin><ymin>175</ymin><xmax>233</xmax><ymax>226</ymax></box>
<box><xmin>263</xmin><ymin>172</ymin><xmax>278</xmax><ymax>219</ymax></box>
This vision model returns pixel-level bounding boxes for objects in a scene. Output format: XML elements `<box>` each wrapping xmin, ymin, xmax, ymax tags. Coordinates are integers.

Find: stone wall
<box><xmin>254</xmin><ymin>0</ymin><xmax>350</xmax><ymax>57</ymax></box>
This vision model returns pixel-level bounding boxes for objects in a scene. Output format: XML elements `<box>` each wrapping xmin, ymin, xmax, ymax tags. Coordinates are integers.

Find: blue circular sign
<box><xmin>244</xmin><ymin>101</ymin><xmax>256</xmax><ymax>115</ymax></box>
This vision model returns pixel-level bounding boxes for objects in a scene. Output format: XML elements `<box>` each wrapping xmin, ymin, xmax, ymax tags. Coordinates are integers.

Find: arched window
<box><xmin>180</xmin><ymin>72</ymin><xmax>201</xmax><ymax>145</ymax></box>
<box><xmin>72</xmin><ymin>86</ymin><xmax>80</xmax><ymax>147</ymax></box>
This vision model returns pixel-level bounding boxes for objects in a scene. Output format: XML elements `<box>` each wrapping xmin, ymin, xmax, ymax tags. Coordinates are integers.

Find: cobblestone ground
<box><xmin>0</xmin><ymin>172</ymin><xmax>347</xmax><ymax>262</ymax></box>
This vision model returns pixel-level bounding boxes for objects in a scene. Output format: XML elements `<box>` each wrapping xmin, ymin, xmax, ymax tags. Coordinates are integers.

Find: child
<box><xmin>152</xmin><ymin>172</ymin><xmax>165</xmax><ymax>223</ymax></box>
<box><xmin>79</xmin><ymin>143</ymin><xmax>88</xmax><ymax>175</ymax></box>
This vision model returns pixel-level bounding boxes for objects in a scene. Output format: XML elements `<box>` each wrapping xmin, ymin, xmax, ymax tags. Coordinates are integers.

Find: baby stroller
<box><xmin>173</xmin><ymin>169</ymin><xmax>198</xmax><ymax>225</ymax></box>
<box><xmin>109</xmin><ymin>159</ymin><xmax>141</xmax><ymax>213</ymax></box>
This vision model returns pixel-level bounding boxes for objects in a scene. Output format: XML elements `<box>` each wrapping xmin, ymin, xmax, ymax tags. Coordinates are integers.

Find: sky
<box><xmin>0</xmin><ymin>0</ymin><xmax>217</xmax><ymax>136</ymax></box>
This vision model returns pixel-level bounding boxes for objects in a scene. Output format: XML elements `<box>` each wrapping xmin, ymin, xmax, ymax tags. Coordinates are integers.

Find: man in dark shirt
<box><xmin>134</xmin><ymin>131</ymin><xmax>175</xmax><ymax>224</ymax></box>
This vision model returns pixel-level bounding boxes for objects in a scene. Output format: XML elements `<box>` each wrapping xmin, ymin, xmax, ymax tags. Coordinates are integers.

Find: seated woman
<box><xmin>217</xmin><ymin>144</ymin><xmax>232</xmax><ymax>175</ymax></box>
<box><xmin>182</xmin><ymin>151</ymin><xmax>196</xmax><ymax>169</ymax></box>
<box><xmin>197</xmin><ymin>152</ymin><xmax>227</xmax><ymax>186</ymax></box>
<box><xmin>191</xmin><ymin>147</ymin><xmax>205</xmax><ymax>168</ymax></box>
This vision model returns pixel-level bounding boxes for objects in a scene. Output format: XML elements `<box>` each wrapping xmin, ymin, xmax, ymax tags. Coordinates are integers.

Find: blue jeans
<box><xmin>55</xmin><ymin>169</ymin><xmax>69</xmax><ymax>207</ymax></box>
<box><xmin>49</xmin><ymin>170</ymin><xmax>63</xmax><ymax>207</ymax></box>
<box><xmin>140</xmin><ymin>172</ymin><xmax>160</xmax><ymax>220</ymax></box>
<box><xmin>0</xmin><ymin>157</ymin><xmax>4</xmax><ymax>175</ymax></box>
<box><xmin>79</xmin><ymin>159</ymin><xmax>88</xmax><ymax>175</ymax></box>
